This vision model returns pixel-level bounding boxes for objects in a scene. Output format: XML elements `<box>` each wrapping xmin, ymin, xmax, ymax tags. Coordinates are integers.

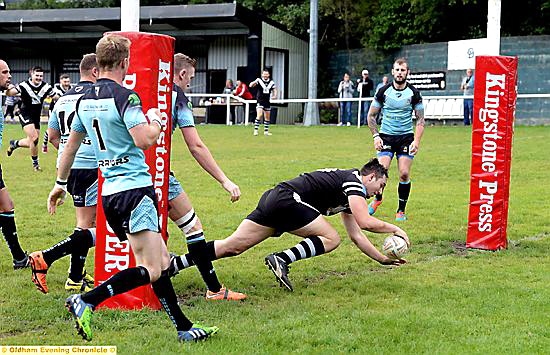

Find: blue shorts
<box><xmin>102</xmin><ymin>186</ymin><xmax>160</xmax><ymax>241</ymax></box>
<box><xmin>68</xmin><ymin>168</ymin><xmax>98</xmax><ymax>207</ymax></box>
<box><xmin>168</xmin><ymin>173</ymin><xmax>184</xmax><ymax>201</ymax></box>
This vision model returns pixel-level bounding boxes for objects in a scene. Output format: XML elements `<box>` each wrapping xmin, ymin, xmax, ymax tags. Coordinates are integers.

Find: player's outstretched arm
<box><xmin>341</xmin><ymin>212</ymin><xmax>405</xmax><ymax>265</ymax></box>
<box><xmin>180</xmin><ymin>126</ymin><xmax>241</xmax><ymax>202</ymax></box>
<box><xmin>348</xmin><ymin>195</ymin><xmax>410</xmax><ymax>246</ymax></box>
<box><xmin>48</xmin><ymin>130</ymin><xmax>85</xmax><ymax>214</ymax></box>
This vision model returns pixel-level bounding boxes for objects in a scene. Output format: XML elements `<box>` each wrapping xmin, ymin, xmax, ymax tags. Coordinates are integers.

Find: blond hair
<box><xmin>80</xmin><ymin>53</ymin><xmax>97</xmax><ymax>73</ymax></box>
<box><xmin>174</xmin><ymin>53</ymin><xmax>196</xmax><ymax>73</ymax></box>
<box><xmin>96</xmin><ymin>34</ymin><xmax>131</xmax><ymax>71</ymax></box>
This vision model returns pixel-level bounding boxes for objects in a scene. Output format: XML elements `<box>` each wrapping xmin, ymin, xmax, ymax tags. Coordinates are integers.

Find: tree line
<box><xmin>12</xmin><ymin>0</ymin><xmax>550</xmax><ymax>52</ymax></box>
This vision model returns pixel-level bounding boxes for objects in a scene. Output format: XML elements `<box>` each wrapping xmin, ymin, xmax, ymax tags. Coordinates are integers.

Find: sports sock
<box><xmin>13</xmin><ymin>140</ymin><xmax>19</xmax><ymax>148</ymax></box>
<box><xmin>0</xmin><ymin>210</ymin><xmax>26</xmax><ymax>261</ymax></box>
<box><xmin>171</xmin><ymin>240</ymin><xmax>218</xmax><ymax>274</ymax></box>
<box><xmin>275</xmin><ymin>236</ymin><xmax>326</xmax><ymax>264</ymax></box>
<box><xmin>81</xmin><ymin>266</ymin><xmax>150</xmax><ymax>308</ymax></box>
<box><xmin>42</xmin><ymin>132</ymin><xmax>49</xmax><ymax>148</ymax></box>
<box><xmin>42</xmin><ymin>230</ymin><xmax>77</xmax><ymax>266</ymax></box>
<box><xmin>186</xmin><ymin>230</ymin><xmax>222</xmax><ymax>292</ymax></box>
<box><xmin>151</xmin><ymin>269</ymin><xmax>193</xmax><ymax>331</ymax></box>
<box><xmin>68</xmin><ymin>229</ymin><xmax>96</xmax><ymax>281</ymax></box>
<box><xmin>254</xmin><ymin>118</ymin><xmax>260</xmax><ymax>131</ymax></box>
<box><xmin>172</xmin><ymin>253</ymin><xmax>194</xmax><ymax>272</ymax></box>
<box><xmin>397</xmin><ymin>180</ymin><xmax>411</xmax><ymax>212</ymax></box>
<box><xmin>31</xmin><ymin>156</ymin><xmax>39</xmax><ymax>166</ymax></box>
<box><xmin>264</xmin><ymin>120</ymin><xmax>270</xmax><ymax>133</ymax></box>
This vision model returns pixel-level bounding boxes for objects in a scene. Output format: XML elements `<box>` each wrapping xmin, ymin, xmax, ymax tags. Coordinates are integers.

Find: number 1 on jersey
<box><xmin>92</xmin><ymin>118</ymin><xmax>107</xmax><ymax>151</ymax></box>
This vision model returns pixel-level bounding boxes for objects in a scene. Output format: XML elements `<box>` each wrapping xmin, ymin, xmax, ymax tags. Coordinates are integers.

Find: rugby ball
<box><xmin>382</xmin><ymin>235</ymin><xmax>408</xmax><ymax>259</ymax></box>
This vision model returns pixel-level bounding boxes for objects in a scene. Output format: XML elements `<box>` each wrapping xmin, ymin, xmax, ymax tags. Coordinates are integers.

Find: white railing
<box><xmin>186</xmin><ymin>93</ymin><xmax>550</xmax><ymax>127</ymax></box>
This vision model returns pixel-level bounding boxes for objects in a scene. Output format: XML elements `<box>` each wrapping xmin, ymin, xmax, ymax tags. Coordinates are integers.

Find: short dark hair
<box><xmin>31</xmin><ymin>66</ymin><xmax>43</xmax><ymax>73</ymax></box>
<box><xmin>360</xmin><ymin>158</ymin><xmax>388</xmax><ymax>179</ymax></box>
<box><xmin>59</xmin><ymin>73</ymin><xmax>70</xmax><ymax>80</ymax></box>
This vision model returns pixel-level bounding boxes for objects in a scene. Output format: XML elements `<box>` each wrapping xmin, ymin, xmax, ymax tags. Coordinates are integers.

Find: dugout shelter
<box><xmin>0</xmin><ymin>2</ymin><xmax>308</xmax><ymax>124</ymax></box>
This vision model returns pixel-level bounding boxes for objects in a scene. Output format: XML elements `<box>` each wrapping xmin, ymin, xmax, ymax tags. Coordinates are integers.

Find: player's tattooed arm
<box><xmin>367</xmin><ymin>105</ymin><xmax>383</xmax><ymax>151</ymax></box>
<box><xmin>367</xmin><ymin>105</ymin><xmax>380</xmax><ymax>136</ymax></box>
<box><xmin>411</xmin><ymin>108</ymin><xmax>426</xmax><ymax>155</ymax></box>
<box><xmin>415</xmin><ymin>108</ymin><xmax>425</xmax><ymax>127</ymax></box>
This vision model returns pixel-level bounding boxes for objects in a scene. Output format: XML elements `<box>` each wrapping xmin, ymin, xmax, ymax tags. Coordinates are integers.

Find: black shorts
<box><xmin>257</xmin><ymin>99</ymin><xmax>271</xmax><ymax>111</ymax></box>
<box><xmin>68</xmin><ymin>168</ymin><xmax>98</xmax><ymax>207</ymax></box>
<box><xmin>18</xmin><ymin>112</ymin><xmax>41</xmax><ymax>129</ymax></box>
<box><xmin>246</xmin><ymin>185</ymin><xmax>320</xmax><ymax>236</ymax></box>
<box><xmin>378</xmin><ymin>133</ymin><xmax>415</xmax><ymax>159</ymax></box>
<box><xmin>102</xmin><ymin>186</ymin><xmax>160</xmax><ymax>242</ymax></box>
<box><xmin>0</xmin><ymin>164</ymin><xmax>5</xmax><ymax>190</ymax></box>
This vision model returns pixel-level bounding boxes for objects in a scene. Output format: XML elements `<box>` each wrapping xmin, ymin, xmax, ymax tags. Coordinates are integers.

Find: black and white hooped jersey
<box><xmin>252</xmin><ymin>78</ymin><xmax>276</xmax><ymax>102</ymax></box>
<box><xmin>279</xmin><ymin>168</ymin><xmax>367</xmax><ymax>216</ymax></box>
<box><xmin>53</xmin><ymin>83</ymin><xmax>73</xmax><ymax>97</ymax></box>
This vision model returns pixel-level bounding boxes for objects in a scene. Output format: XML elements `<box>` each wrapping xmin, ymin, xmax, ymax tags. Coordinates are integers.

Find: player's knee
<box><xmin>143</xmin><ymin>265</ymin><xmax>161</xmax><ymax>282</ymax></box>
<box><xmin>33</xmin><ymin>137</ymin><xmax>39</xmax><ymax>146</ymax></box>
<box><xmin>322</xmin><ymin>233</ymin><xmax>341</xmax><ymax>252</ymax></box>
<box><xmin>399</xmin><ymin>172</ymin><xmax>410</xmax><ymax>181</ymax></box>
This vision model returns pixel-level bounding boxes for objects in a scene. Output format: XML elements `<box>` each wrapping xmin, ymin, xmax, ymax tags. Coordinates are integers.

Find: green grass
<box><xmin>0</xmin><ymin>124</ymin><xmax>549</xmax><ymax>354</ymax></box>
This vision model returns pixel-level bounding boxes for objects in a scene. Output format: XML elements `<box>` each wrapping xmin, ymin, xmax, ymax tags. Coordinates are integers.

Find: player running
<box><xmin>48</xmin><ymin>34</ymin><xmax>218</xmax><ymax>342</ymax></box>
<box><xmin>367</xmin><ymin>57</ymin><xmax>425</xmax><ymax>221</ymax></box>
<box><xmin>5</xmin><ymin>66</ymin><xmax>56</xmax><ymax>171</ymax></box>
<box><xmin>0</xmin><ymin>59</ymin><xmax>29</xmax><ymax>269</ymax></box>
<box><xmin>170</xmin><ymin>158</ymin><xmax>409</xmax><ymax>292</ymax></box>
<box><xmin>29</xmin><ymin>54</ymin><xmax>98</xmax><ymax>294</ymax></box>
<box><xmin>168</xmin><ymin>53</ymin><xmax>245</xmax><ymax>301</ymax></box>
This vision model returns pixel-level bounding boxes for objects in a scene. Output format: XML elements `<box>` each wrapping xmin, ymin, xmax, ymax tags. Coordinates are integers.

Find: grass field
<box><xmin>0</xmin><ymin>124</ymin><xmax>549</xmax><ymax>354</ymax></box>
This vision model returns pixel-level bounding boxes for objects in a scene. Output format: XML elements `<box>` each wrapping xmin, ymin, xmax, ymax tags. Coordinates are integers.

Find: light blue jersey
<box><xmin>0</xmin><ymin>94</ymin><xmax>4</xmax><ymax>147</ymax></box>
<box><xmin>171</xmin><ymin>84</ymin><xmax>194</xmax><ymax>131</ymax></box>
<box><xmin>72</xmin><ymin>78</ymin><xmax>152</xmax><ymax>196</ymax></box>
<box><xmin>372</xmin><ymin>82</ymin><xmax>424</xmax><ymax>135</ymax></box>
<box><xmin>48</xmin><ymin>81</ymin><xmax>97</xmax><ymax>169</ymax></box>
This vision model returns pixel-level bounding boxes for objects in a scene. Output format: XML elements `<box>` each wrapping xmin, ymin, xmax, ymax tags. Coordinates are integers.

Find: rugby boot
<box><xmin>65</xmin><ymin>294</ymin><xmax>94</xmax><ymax>341</ymax></box>
<box><xmin>29</xmin><ymin>251</ymin><xmax>49</xmax><ymax>293</ymax></box>
<box><xmin>177</xmin><ymin>323</ymin><xmax>219</xmax><ymax>342</ymax></box>
<box><xmin>395</xmin><ymin>211</ymin><xmax>407</xmax><ymax>222</ymax></box>
<box><xmin>206</xmin><ymin>286</ymin><xmax>247</xmax><ymax>301</ymax></box>
<box><xmin>265</xmin><ymin>253</ymin><xmax>293</xmax><ymax>291</ymax></box>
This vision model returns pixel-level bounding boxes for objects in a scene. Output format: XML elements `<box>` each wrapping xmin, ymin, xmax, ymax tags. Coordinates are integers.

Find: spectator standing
<box><xmin>337</xmin><ymin>73</ymin><xmax>354</xmax><ymax>126</ymax></box>
<box><xmin>375</xmin><ymin>76</ymin><xmax>390</xmax><ymax>124</ymax></box>
<box><xmin>357</xmin><ymin>69</ymin><xmax>374</xmax><ymax>125</ymax></box>
<box><xmin>222</xmin><ymin>79</ymin><xmax>234</xmax><ymax>95</ymax></box>
<box><xmin>376</xmin><ymin>76</ymin><xmax>389</xmax><ymax>94</ymax></box>
<box><xmin>233</xmin><ymin>79</ymin><xmax>253</xmax><ymax>124</ymax></box>
<box><xmin>461</xmin><ymin>68</ymin><xmax>474</xmax><ymax>125</ymax></box>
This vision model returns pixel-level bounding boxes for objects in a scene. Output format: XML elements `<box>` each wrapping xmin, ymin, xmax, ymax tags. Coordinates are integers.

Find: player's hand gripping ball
<box><xmin>382</xmin><ymin>235</ymin><xmax>408</xmax><ymax>259</ymax></box>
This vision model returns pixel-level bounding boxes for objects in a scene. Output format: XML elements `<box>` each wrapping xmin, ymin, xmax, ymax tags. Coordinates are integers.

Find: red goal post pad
<box><xmin>94</xmin><ymin>32</ymin><xmax>175</xmax><ymax>310</ymax></box>
<box><xmin>466</xmin><ymin>55</ymin><xmax>518</xmax><ymax>250</ymax></box>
